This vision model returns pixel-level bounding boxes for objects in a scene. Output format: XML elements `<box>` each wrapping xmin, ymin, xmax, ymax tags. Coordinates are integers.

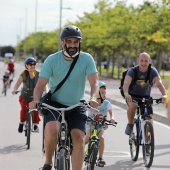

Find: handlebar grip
<box><xmin>155</xmin><ymin>98</ymin><xmax>162</xmax><ymax>104</ymax></box>
<box><xmin>15</xmin><ymin>90</ymin><xmax>21</xmax><ymax>94</ymax></box>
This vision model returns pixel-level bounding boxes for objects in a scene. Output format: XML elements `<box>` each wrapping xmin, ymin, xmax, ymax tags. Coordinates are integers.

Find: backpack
<box><xmin>119</xmin><ymin>64</ymin><xmax>152</xmax><ymax>97</ymax></box>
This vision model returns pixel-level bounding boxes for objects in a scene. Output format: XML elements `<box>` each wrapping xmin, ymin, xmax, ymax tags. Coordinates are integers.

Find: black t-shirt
<box><xmin>3</xmin><ymin>75</ymin><xmax>9</xmax><ymax>82</ymax></box>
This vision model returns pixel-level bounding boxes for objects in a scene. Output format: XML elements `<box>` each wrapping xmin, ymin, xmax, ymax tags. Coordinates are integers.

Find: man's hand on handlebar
<box><xmin>89</xmin><ymin>98</ymin><xmax>99</xmax><ymax>108</ymax></box>
<box><xmin>29</xmin><ymin>101</ymin><xmax>38</xmax><ymax>109</ymax></box>
<box><xmin>125</xmin><ymin>94</ymin><xmax>132</xmax><ymax>103</ymax></box>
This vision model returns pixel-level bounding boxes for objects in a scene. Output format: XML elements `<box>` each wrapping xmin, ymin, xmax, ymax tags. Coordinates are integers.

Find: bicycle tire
<box><xmin>26</xmin><ymin>112</ymin><xmax>32</xmax><ymax>149</ymax></box>
<box><xmin>88</xmin><ymin>143</ymin><xmax>98</xmax><ymax>170</ymax></box>
<box><xmin>142</xmin><ymin>120</ymin><xmax>154</xmax><ymax>168</ymax></box>
<box><xmin>54</xmin><ymin>149</ymin><xmax>58</xmax><ymax>169</ymax></box>
<box><xmin>57</xmin><ymin>148</ymin><xmax>67</xmax><ymax>170</ymax></box>
<box><xmin>4</xmin><ymin>84</ymin><xmax>7</xmax><ymax>96</ymax></box>
<box><xmin>129</xmin><ymin>119</ymin><xmax>140</xmax><ymax>161</ymax></box>
<box><xmin>42</xmin><ymin>116</ymin><xmax>45</xmax><ymax>153</ymax></box>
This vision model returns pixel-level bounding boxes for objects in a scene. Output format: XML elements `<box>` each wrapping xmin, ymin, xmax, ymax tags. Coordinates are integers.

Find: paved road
<box><xmin>0</xmin><ymin>62</ymin><xmax>170</xmax><ymax>170</ymax></box>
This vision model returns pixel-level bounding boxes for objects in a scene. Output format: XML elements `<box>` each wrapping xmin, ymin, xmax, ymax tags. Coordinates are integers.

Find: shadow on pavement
<box><xmin>0</xmin><ymin>143</ymin><xmax>27</xmax><ymax>154</ymax></box>
<box><xmin>83</xmin><ymin>157</ymin><xmax>170</xmax><ymax>170</ymax></box>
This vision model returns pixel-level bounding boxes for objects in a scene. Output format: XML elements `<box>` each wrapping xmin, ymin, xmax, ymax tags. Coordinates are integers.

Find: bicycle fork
<box><xmin>86</xmin><ymin>129</ymin><xmax>99</xmax><ymax>162</ymax></box>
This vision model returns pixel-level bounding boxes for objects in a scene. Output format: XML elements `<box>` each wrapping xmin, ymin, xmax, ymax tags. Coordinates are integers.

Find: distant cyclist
<box><xmin>12</xmin><ymin>57</ymin><xmax>41</xmax><ymax>133</ymax></box>
<box><xmin>7</xmin><ymin>59</ymin><xmax>15</xmax><ymax>81</ymax></box>
<box><xmin>84</xmin><ymin>81</ymin><xmax>115</xmax><ymax>167</ymax></box>
<box><xmin>2</xmin><ymin>71</ymin><xmax>10</xmax><ymax>94</ymax></box>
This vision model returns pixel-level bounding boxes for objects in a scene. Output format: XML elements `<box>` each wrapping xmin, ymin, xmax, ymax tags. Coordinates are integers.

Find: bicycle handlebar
<box><xmin>87</xmin><ymin>116</ymin><xmax>117</xmax><ymax>127</ymax></box>
<box><xmin>28</xmin><ymin>99</ymin><xmax>99</xmax><ymax>113</ymax></box>
<box><xmin>15</xmin><ymin>90</ymin><xmax>21</xmax><ymax>94</ymax></box>
<box><xmin>132</xmin><ymin>97</ymin><xmax>162</xmax><ymax>105</ymax></box>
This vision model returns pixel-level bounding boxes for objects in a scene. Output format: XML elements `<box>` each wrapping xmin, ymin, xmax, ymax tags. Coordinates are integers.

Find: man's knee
<box><xmin>72</xmin><ymin>131</ymin><xmax>85</xmax><ymax>146</ymax></box>
<box><xmin>45</xmin><ymin>123</ymin><xmax>59</xmax><ymax>142</ymax></box>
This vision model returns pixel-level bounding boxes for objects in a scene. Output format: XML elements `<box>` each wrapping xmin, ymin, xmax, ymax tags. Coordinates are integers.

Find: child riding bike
<box><xmin>84</xmin><ymin>81</ymin><xmax>115</xmax><ymax>167</ymax></box>
<box><xmin>2</xmin><ymin>71</ymin><xmax>10</xmax><ymax>93</ymax></box>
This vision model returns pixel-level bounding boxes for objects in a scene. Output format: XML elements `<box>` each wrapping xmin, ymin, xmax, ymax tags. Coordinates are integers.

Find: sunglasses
<box><xmin>28</xmin><ymin>62</ymin><xmax>36</xmax><ymax>66</ymax></box>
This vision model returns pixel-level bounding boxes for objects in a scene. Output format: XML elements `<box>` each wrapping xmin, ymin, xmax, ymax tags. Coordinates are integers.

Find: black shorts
<box><xmin>9</xmin><ymin>70</ymin><xmax>15</xmax><ymax>74</ymax></box>
<box><xmin>130</xmin><ymin>94</ymin><xmax>153</xmax><ymax>115</ymax></box>
<box><xmin>44</xmin><ymin>101</ymin><xmax>87</xmax><ymax>134</ymax></box>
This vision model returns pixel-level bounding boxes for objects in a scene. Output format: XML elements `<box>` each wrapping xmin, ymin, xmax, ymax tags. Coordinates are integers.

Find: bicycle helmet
<box><xmin>5</xmin><ymin>71</ymin><xmax>10</xmax><ymax>74</ymax></box>
<box><xmin>60</xmin><ymin>25</ymin><xmax>82</xmax><ymax>40</ymax></box>
<box><xmin>99</xmin><ymin>81</ymin><xmax>106</xmax><ymax>88</ymax></box>
<box><xmin>60</xmin><ymin>25</ymin><xmax>82</xmax><ymax>59</ymax></box>
<box><xmin>24</xmin><ymin>57</ymin><xmax>36</xmax><ymax>65</ymax></box>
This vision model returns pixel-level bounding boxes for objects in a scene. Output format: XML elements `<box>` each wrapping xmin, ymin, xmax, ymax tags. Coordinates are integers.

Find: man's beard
<box><xmin>66</xmin><ymin>47</ymin><xmax>78</xmax><ymax>56</ymax></box>
<box><xmin>63</xmin><ymin>46</ymin><xmax>79</xmax><ymax>58</ymax></box>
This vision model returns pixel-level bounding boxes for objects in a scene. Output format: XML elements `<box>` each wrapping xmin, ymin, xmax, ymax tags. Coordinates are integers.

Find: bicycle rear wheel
<box><xmin>26</xmin><ymin>111</ymin><xmax>32</xmax><ymax>149</ymax></box>
<box><xmin>142</xmin><ymin>120</ymin><xmax>154</xmax><ymax>168</ymax></box>
<box><xmin>129</xmin><ymin>119</ymin><xmax>140</xmax><ymax>161</ymax></box>
<box><xmin>4</xmin><ymin>84</ymin><xmax>7</xmax><ymax>96</ymax></box>
<box><xmin>87</xmin><ymin>143</ymin><xmax>98</xmax><ymax>170</ymax></box>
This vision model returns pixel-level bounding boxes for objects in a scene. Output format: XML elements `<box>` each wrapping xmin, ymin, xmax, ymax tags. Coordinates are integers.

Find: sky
<box><xmin>0</xmin><ymin>0</ymin><xmax>154</xmax><ymax>47</ymax></box>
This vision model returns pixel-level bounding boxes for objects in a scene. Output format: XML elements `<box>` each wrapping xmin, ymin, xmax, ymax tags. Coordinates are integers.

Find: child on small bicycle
<box><xmin>84</xmin><ymin>81</ymin><xmax>115</xmax><ymax>167</ymax></box>
<box><xmin>2</xmin><ymin>71</ymin><xmax>10</xmax><ymax>93</ymax></box>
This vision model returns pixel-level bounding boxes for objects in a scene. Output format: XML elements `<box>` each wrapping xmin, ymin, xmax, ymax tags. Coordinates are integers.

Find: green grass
<box><xmin>160</xmin><ymin>75</ymin><xmax>170</xmax><ymax>80</ymax></box>
<box><xmin>99</xmin><ymin>67</ymin><xmax>170</xmax><ymax>80</ymax></box>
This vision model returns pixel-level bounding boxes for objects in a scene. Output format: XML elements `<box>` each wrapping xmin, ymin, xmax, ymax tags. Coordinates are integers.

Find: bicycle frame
<box><xmin>85</xmin><ymin>116</ymin><xmax>116</xmax><ymax>170</ymax></box>
<box><xmin>134</xmin><ymin>110</ymin><xmax>148</xmax><ymax>146</ymax></box>
<box><xmin>129</xmin><ymin>97</ymin><xmax>162</xmax><ymax>168</ymax></box>
<box><xmin>36</xmin><ymin>101</ymin><xmax>84</xmax><ymax>170</ymax></box>
<box><xmin>54</xmin><ymin>110</ymin><xmax>71</xmax><ymax>170</ymax></box>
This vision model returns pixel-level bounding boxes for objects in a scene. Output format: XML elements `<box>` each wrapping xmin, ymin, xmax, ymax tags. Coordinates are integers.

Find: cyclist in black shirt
<box><xmin>2</xmin><ymin>71</ymin><xmax>10</xmax><ymax>93</ymax></box>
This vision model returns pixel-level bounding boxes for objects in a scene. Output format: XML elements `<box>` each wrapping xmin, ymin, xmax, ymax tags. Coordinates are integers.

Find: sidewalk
<box><xmin>85</xmin><ymin>77</ymin><xmax>170</xmax><ymax>126</ymax></box>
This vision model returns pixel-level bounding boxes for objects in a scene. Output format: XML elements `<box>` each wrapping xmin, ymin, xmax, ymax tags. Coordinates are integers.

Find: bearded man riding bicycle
<box><xmin>29</xmin><ymin>25</ymin><xmax>99</xmax><ymax>170</ymax></box>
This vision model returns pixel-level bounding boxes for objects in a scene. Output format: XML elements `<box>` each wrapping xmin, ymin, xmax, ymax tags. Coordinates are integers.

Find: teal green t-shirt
<box><xmin>39</xmin><ymin>51</ymin><xmax>97</xmax><ymax>106</ymax></box>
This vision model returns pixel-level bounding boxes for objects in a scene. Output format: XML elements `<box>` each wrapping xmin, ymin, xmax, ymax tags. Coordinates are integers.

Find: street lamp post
<box><xmin>57</xmin><ymin>0</ymin><xmax>71</xmax><ymax>51</ymax></box>
<box><xmin>58</xmin><ymin>0</ymin><xmax>62</xmax><ymax>51</ymax></box>
<box><xmin>34</xmin><ymin>0</ymin><xmax>38</xmax><ymax>57</ymax></box>
<box><xmin>24</xmin><ymin>8</ymin><xmax>27</xmax><ymax>56</ymax></box>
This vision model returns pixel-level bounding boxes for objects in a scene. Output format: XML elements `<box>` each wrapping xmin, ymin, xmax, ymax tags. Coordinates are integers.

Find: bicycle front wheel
<box><xmin>57</xmin><ymin>148</ymin><xmax>70</xmax><ymax>170</ymax></box>
<box><xmin>129</xmin><ymin>119</ymin><xmax>140</xmax><ymax>161</ymax></box>
<box><xmin>4</xmin><ymin>84</ymin><xmax>7</xmax><ymax>96</ymax></box>
<box><xmin>142</xmin><ymin>120</ymin><xmax>154</xmax><ymax>168</ymax></box>
<box><xmin>26</xmin><ymin>112</ymin><xmax>32</xmax><ymax>149</ymax></box>
<box><xmin>87</xmin><ymin>143</ymin><xmax>98</xmax><ymax>170</ymax></box>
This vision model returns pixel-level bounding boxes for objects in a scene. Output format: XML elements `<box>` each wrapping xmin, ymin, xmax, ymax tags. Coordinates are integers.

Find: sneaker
<box><xmin>18</xmin><ymin>123</ymin><xmax>24</xmax><ymax>133</ymax></box>
<box><xmin>33</xmin><ymin>124</ymin><xmax>39</xmax><ymax>133</ymax></box>
<box><xmin>97</xmin><ymin>157</ymin><xmax>106</xmax><ymax>167</ymax></box>
<box><xmin>40</xmin><ymin>164</ymin><xmax>52</xmax><ymax>170</ymax></box>
<box><xmin>125</xmin><ymin>123</ymin><xmax>133</xmax><ymax>135</ymax></box>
